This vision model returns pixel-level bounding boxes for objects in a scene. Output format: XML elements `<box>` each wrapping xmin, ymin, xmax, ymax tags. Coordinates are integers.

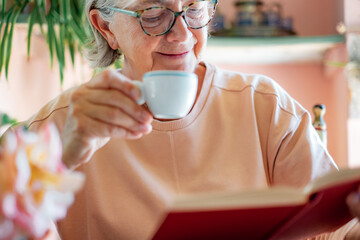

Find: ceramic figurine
<box><xmin>312</xmin><ymin>104</ymin><xmax>327</xmax><ymax>148</ymax></box>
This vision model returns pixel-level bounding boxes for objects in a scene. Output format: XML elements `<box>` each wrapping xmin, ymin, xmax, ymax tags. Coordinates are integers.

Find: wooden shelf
<box><xmin>204</xmin><ymin>35</ymin><xmax>345</xmax><ymax>64</ymax></box>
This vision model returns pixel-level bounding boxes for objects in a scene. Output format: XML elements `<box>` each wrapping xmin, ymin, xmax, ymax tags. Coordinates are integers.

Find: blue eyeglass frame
<box><xmin>105</xmin><ymin>0</ymin><xmax>218</xmax><ymax>36</ymax></box>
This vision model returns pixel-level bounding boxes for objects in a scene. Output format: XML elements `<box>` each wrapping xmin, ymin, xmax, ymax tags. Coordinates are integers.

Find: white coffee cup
<box><xmin>133</xmin><ymin>71</ymin><xmax>198</xmax><ymax>119</ymax></box>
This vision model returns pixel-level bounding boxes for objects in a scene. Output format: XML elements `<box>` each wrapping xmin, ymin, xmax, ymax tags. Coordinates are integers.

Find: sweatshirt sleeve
<box><xmin>23</xmin><ymin>87</ymin><xmax>75</xmax><ymax>133</ymax></box>
<box><xmin>270</xmin><ymin>108</ymin><xmax>337</xmax><ymax>187</ymax></box>
<box><xmin>269</xmin><ymin>102</ymin><xmax>358</xmax><ymax>239</ymax></box>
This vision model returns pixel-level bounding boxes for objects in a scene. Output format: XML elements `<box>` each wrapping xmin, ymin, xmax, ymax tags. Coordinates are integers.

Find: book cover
<box><xmin>152</xmin><ymin>168</ymin><xmax>360</xmax><ymax>240</ymax></box>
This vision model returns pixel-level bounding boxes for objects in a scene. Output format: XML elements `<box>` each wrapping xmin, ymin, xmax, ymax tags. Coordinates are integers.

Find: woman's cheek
<box><xmin>193</xmin><ymin>30</ymin><xmax>207</xmax><ymax>61</ymax></box>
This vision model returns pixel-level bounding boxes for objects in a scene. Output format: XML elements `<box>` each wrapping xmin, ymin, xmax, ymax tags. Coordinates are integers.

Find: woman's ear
<box><xmin>89</xmin><ymin>9</ymin><xmax>120</xmax><ymax>50</ymax></box>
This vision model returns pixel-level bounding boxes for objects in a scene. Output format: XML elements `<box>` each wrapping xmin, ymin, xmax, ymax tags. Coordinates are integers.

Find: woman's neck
<box><xmin>194</xmin><ymin>62</ymin><xmax>206</xmax><ymax>105</ymax></box>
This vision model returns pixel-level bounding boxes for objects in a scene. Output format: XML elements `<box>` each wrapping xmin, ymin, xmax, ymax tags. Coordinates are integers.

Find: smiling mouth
<box><xmin>158</xmin><ymin>51</ymin><xmax>190</xmax><ymax>57</ymax></box>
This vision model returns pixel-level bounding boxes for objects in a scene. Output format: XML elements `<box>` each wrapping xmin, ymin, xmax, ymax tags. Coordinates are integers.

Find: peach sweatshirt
<box><xmin>25</xmin><ymin>62</ymin><xmax>357</xmax><ymax>239</ymax></box>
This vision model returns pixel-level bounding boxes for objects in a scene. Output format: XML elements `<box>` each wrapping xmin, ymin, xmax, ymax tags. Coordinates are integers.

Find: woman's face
<box><xmin>107</xmin><ymin>0</ymin><xmax>208</xmax><ymax>80</ymax></box>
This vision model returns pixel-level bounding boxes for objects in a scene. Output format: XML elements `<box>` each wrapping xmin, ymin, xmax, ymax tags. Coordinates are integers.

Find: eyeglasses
<box><xmin>106</xmin><ymin>0</ymin><xmax>218</xmax><ymax>36</ymax></box>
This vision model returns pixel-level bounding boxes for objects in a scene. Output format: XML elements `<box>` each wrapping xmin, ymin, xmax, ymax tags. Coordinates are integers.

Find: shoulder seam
<box><xmin>213</xmin><ymin>84</ymin><xmax>303</xmax><ymax>120</ymax></box>
<box><xmin>27</xmin><ymin>106</ymin><xmax>69</xmax><ymax>128</ymax></box>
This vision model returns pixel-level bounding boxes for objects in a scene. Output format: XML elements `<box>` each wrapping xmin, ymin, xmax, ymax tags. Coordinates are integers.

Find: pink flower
<box><xmin>0</xmin><ymin>123</ymin><xmax>85</xmax><ymax>239</ymax></box>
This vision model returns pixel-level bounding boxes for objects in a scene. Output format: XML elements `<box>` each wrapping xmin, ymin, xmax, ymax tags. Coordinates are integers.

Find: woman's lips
<box><xmin>157</xmin><ymin>51</ymin><xmax>190</xmax><ymax>58</ymax></box>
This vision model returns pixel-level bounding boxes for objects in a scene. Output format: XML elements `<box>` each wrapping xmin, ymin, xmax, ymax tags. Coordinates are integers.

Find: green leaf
<box><xmin>0</xmin><ymin>0</ymin><xmax>5</xmax><ymax>27</ymax></box>
<box><xmin>49</xmin><ymin>11</ymin><xmax>65</xmax><ymax>84</ymax></box>
<box><xmin>27</xmin><ymin>8</ymin><xmax>37</xmax><ymax>58</ymax></box>
<box><xmin>59</xmin><ymin>64</ymin><xmax>64</xmax><ymax>85</ymax></box>
<box><xmin>59</xmin><ymin>23</ymin><xmax>66</xmax><ymax>66</ymax></box>
<box><xmin>58</xmin><ymin>23</ymin><xmax>66</xmax><ymax>84</ymax></box>
<box><xmin>50</xmin><ymin>10</ymin><xmax>61</xmax><ymax>22</ymax></box>
<box><xmin>1</xmin><ymin>113</ymin><xmax>17</xmax><ymax>126</ymax></box>
<box><xmin>57</xmin><ymin>34</ymin><xmax>65</xmax><ymax>85</ymax></box>
<box><xmin>67</xmin><ymin>32</ymin><xmax>75</xmax><ymax>66</ymax></box>
<box><xmin>66</xmin><ymin>0</ymin><xmax>72</xmax><ymax>21</ymax></box>
<box><xmin>61</xmin><ymin>0</ymin><xmax>67</xmax><ymax>19</ymax></box>
<box><xmin>5</xmin><ymin>3</ymin><xmax>23</xmax><ymax>78</ymax></box>
<box><xmin>68</xmin><ymin>20</ymin><xmax>87</xmax><ymax>44</ymax></box>
<box><xmin>46</xmin><ymin>13</ymin><xmax>54</xmax><ymax>68</ymax></box>
<box><xmin>2</xmin><ymin>0</ymin><xmax>89</xmax><ymax>84</ymax></box>
<box><xmin>0</xmin><ymin>6</ymin><xmax>15</xmax><ymax>78</ymax></box>
<box><xmin>4</xmin><ymin>1</ymin><xmax>29</xmax><ymax>78</ymax></box>
<box><xmin>50</xmin><ymin>0</ymin><xmax>58</xmax><ymax>10</ymax></box>
<box><xmin>34</xmin><ymin>0</ymin><xmax>46</xmax><ymax>35</ymax></box>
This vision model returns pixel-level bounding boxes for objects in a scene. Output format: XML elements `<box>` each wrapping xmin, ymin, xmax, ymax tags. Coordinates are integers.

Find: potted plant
<box><xmin>0</xmin><ymin>0</ymin><xmax>90</xmax><ymax>84</ymax></box>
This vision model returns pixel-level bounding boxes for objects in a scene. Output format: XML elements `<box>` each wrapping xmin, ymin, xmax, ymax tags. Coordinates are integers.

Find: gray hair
<box><xmin>85</xmin><ymin>0</ymin><xmax>136</xmax><ymax>68</ymax></box>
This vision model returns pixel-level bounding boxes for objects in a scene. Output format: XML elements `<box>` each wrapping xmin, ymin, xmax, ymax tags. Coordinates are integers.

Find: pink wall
<box><xmin>217</xmin><ymin>0</ymin><xmax>343</xmax><ymax>36</ymax></box>
<box><xmin>0</xmin><ymin>25</ymin><xmax>92</xmax><ymax>122</ymax></box>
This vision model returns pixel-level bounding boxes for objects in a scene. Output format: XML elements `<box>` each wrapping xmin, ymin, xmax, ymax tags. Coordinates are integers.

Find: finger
<box><xmin>86</xmin><ymin>70</ymin><xmax>142</xmax><ymax>101</ymax></box>
<box><xmin>70</xmin><ymin>84</ymin><xmax>152</xmax><ymax>126</ymax></box>
<box><xmin>82</xmin><ymin>88</ymin><xmax>152</xmax><ymax>124</ymax></box>
<box><xmin>70</xmin><ymin>110</ymin><xmax>149</xmax><ymax>140</ymax></box>
<box><xmin>75</xmin><ymin>100</ymin><xmax>152</xmax><ymax>135</ymax></box>
<box><xmin>87</xmin><ymin>117</ymin><xmax>146</xmax><ymax>140</ymax></box>
<box><xmin>346</xmin><ymin>192</ymin><xmax>360</xmax><ymax>217</ymax></box>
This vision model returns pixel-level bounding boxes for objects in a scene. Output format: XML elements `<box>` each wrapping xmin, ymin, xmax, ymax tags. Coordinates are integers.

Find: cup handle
<box><xmin>133</xmin><ymin>80</ymin><xmax>146</xmax><ymax>105</ymax></box>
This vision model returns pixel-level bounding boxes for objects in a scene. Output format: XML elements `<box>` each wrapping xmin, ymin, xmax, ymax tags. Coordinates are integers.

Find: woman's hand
<box><xmin>345</xmin><ymin>189</ymin><xmax>360</xmax><ymax>239</ymax></box>
<box><xmin>61</xmin><ymin>70</ymin><xmax>153</xmax><ymax>169</ymax></box>
<box><xmin>347</xmin><ymin>188</ymin><xmax>360</xmax><ymax>219</ymax></box>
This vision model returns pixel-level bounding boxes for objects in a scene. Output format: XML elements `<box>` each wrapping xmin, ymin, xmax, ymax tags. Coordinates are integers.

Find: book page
<box><xmin>304</xmin><ymin>167</ymin><xmax>360</xmax><ymax>195</ymax></box>
<box><xmin>171</xmin><ymin>187</ymin><xmax>308</xmax><ymax>211</ymax></box>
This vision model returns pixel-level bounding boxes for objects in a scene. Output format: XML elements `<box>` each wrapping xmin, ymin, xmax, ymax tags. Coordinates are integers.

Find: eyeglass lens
<box><xmin>140</xmin><ymin>1</ymin><xmax>215</xmax><ymax>36</ymax></box>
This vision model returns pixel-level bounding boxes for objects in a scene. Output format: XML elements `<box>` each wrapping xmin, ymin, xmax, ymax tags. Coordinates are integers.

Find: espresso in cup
<box><xmin>133</xmin><ymin>71</ymin><xmax>198</xmax><ymax>119</ymax></box>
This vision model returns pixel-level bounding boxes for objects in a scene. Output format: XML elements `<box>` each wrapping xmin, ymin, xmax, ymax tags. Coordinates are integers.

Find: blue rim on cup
<box><xmin>143</xmin><ymin>71</ymin><xmax>196</xmax><ymax>78</ymax></box>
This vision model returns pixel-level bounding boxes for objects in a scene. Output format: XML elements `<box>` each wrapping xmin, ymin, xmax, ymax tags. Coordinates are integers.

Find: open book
<box><xmin>152</xmin><ymin>167</ymin><xmax>360</xmax><ymax>240</ymax></box>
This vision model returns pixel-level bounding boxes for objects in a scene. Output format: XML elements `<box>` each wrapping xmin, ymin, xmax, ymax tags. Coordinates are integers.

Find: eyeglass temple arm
<box><xmin>107</xmin><ymin>7</ymin><xmax>140</xmax><ymax>17</ymax></box>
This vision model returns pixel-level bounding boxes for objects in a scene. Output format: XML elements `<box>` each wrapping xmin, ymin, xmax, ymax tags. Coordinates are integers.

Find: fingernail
<box><xmin>347</xmin><ymin>192</ymin><xmax>360</xmax><ymax>205</ymax></box>
<box><xmin>131</xmin><ymin>86</ymin><xmax>141</xmax><ymax>99</ymax></box>
<box><xmin>139</xmin><ymin>124</ymin><xmax>152</xmax><ymax>134</ymax></box>
<box><xmin>144</xmin><ymin>124</ymin><xmax>152</xmax><ymax>134</ymax></box>
<box><xmin>141</xmin><ymin>111</ymin><xmax>151</xmax><ymax>122</ymax></box>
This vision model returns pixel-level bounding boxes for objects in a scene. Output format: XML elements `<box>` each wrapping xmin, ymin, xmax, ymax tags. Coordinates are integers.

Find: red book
<box><xmin>152</xmin><ymin>168</ymin><xmax>360</xmax><ymax>240</ymax></box>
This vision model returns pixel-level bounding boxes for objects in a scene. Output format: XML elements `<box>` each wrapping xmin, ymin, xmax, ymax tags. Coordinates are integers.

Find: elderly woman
<box><xmin>24</xmin><ymin>0</ymin><xmax>360</xmax><ymax>239</ymax></box>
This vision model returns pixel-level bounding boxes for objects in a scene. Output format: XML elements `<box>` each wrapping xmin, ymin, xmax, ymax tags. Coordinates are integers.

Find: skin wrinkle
<box><xmin>107</xmin><ymin>0</ymin><xmax>206</xmax><ymax>80</ymax></box>
<box><xmin>130</xmin><ymin>0</ymin><xmax>194</xmax><ymax>10</ymax></box>
<box><xmin>90</xmin><ymin>0</ymin><xmax>209</xmax><ymax>118</ymax></box>
<box><xmin>130</xmin><ymin>0</ymin><xmax>165</xmax><ymax>9</ymax></box>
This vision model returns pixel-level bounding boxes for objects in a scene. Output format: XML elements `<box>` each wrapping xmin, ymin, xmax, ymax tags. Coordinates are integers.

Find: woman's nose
<box><xmin>165</xmin><ymin>15</ymin><xmax>192</xmax><ymax>42</ymax></box>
